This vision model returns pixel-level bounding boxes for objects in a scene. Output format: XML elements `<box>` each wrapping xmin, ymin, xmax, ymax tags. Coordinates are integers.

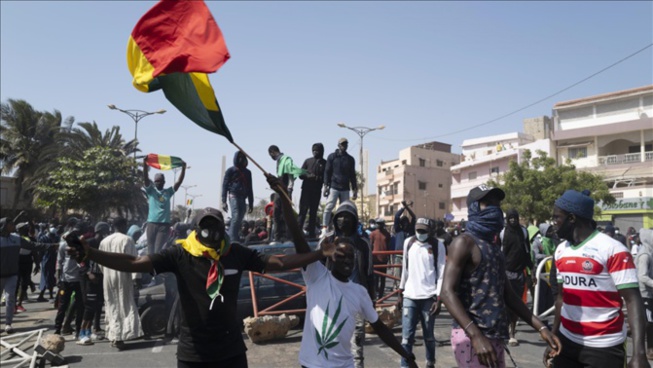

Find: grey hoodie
<box><xmin>637</xmin><ymin>228</ymin><xmax>653</xmax><ymax>298</ymax></box>
<box><xmin>319</xmin><ymin>200</ymin><xmax>375</xmax><ymax>300</ymax></box>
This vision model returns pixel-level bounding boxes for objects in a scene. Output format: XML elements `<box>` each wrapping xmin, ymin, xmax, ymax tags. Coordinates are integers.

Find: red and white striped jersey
<box><xmin>555</xmin><ymin>231</ymin><xmax>639</xmax><ymax>348</ymax></box>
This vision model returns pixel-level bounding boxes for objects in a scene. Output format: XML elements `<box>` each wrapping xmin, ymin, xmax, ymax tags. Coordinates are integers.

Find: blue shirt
<box><xmin>145</xmin><ymin>184</ymin><xmax>175</xmax><ymax>223</ymax></box>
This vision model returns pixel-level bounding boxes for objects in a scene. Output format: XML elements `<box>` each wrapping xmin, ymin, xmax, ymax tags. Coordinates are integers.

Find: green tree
<box><xmin>487</xmin><ymin>150</ymin><xmax>615</xmax><ymax>224</ymax></box>
<box><xmin>54</xmin><ymin>121</ymin><xmax>138</xmax><ymax>160</ymax></box>
<box><xmin>0</xmin><ymin>99</ymin><xmax>70</xmax><ymax>210</ymax></box>
<box><xmin>35</xmin><ymin>146</ymin><xmax>146</xmax><ymax>220</ymax></box>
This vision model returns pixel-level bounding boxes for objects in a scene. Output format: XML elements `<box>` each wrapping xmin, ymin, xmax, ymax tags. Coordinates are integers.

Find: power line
<box><xmin>378</xmin><ymin>43</ymin><xmax>653</xmax><ymax>142</ymax></box>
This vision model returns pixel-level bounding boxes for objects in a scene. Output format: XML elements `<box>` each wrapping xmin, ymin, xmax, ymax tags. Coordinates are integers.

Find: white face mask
<box><xmin>416</xmin><ymin>233</ymin><xmax>428</xmax><ymax>242</ymax></box>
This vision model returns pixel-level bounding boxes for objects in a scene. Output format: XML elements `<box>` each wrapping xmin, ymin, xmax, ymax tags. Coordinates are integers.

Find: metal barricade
<box><xmin>247</xmin><ymin>250</ymin><xmax>404</xmax><ymax>318</ymax></box>
<box><xmin>533</xmin><ymin>255</ymin><xmax>555</xmax><ymax>319</ymax></box>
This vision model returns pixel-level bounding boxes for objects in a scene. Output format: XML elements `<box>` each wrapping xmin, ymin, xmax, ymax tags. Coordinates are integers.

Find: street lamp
<box><xmin>337</xmin><ymin>122</ymin><xmax>385</xmax><ymax>220</ymax></box>
<box><xmin>107</xmin><ymin>104</ymin><xmax>166</xmax><ymax>162</ymax></box>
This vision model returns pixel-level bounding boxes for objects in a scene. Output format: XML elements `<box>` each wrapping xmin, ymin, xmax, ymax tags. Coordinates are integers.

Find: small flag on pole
<box><xmin>127</xmin><ymin>0</ymin><xmax>234</xmax><ymax>142</ymax></box>
<box><xmin>145</xmin><ymin>153</ymin><xmax>184</xmax><ymax>171</ymax></box>
<box><xmin>187</xmin><ymin>199</ymin><xmax>193</xmax><ymax>206</ymax></box>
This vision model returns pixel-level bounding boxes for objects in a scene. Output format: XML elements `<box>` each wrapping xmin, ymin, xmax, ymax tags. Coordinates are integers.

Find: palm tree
<box><xmin>55</xmin><ymin>121</ymin><xmax>139</xmax><ymax>160</ymax></box>
<box><xmin>0</xmin><ymin>99</ymin><xmax>66</xmax><ymax>211</ymax></box>
<box><xmin>39</xmin><ymin>121</ymin><xmax>145</xmax><ymax>219</ymax></box>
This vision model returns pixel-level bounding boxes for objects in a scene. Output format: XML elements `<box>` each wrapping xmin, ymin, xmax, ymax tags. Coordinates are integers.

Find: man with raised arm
<box><xmin>267</xmin><ymin>174</ymin><xmax>417</xmax><ymax>368</ymax></box>
<box><xmin>68</xmin><ymin>206</ymin><xmax>335</xmax><ymax>367</ymax></box>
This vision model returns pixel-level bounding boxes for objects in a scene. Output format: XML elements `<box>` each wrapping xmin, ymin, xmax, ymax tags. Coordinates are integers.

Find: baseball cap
<box><xmin>94</xmin><ymin>222</ymin><xmax>111</xmax><ymax>234</ymax></box>
<box><xmin>338</xmin><ymin>137</ymin><xmax>348</xmax><ymax>144</ymax></box>
<box><xmin>191</xmin><ymin>207</ymin><xmax>225</xmax><ymax>229</ymax></box>
<box><xmin>415</xmin><ymin>218</ymin><xmax>432</xmax><ymax>232</ymax></box>
<box><xmin>466</xmin><ymin>184</ymin><xmax>505</xmax><ymax>206</ymax></box>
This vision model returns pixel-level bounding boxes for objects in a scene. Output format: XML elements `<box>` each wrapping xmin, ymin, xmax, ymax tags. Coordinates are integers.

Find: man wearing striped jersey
<box><xmin>549</xmin><ymin>189</ymin><xmax>649</xmax><ymax>368</ymax></box>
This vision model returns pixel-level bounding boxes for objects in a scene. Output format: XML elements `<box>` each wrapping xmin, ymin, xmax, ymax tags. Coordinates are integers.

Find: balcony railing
<box><xmin>598</xmin><ymin>151</ymin><xmax>653</xmax><ymax>166</ymax></box>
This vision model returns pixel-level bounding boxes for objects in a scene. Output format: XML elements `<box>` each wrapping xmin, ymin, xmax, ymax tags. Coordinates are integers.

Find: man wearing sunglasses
<box><xmin>68</xmin><ymin>206</ymin><xmax>336</xmax><ymax>368</ymax></box>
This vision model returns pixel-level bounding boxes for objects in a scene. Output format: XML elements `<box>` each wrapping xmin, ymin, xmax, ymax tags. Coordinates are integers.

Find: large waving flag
<box><xmin>127</xmin><ymin>0</ymin><xmax>234</xmax><ymax>142</ymax></box>
<box><xmin>145</xmin><ymin>153</ymin><xmax>184</xmax><ymax>171</ymax></box>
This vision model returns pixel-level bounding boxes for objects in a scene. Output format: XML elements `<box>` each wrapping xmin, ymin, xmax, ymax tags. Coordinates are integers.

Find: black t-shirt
<box><xmin>150</xmin><ymin>244</ymin><xmax>268</xmax><ymax>362</ymax></box>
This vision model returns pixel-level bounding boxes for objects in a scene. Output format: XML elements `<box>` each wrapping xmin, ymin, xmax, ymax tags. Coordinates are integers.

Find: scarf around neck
<box><xmin>177</xmin><ymin>230</ymin><xmax>231</xmax><ymax>309</ymax></box>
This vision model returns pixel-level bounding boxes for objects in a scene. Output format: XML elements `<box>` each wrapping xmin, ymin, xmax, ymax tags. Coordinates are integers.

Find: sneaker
<box><xmin>62</xmin><ymin>327</ymin><xmax>74</xmax><ymax>335</ymax></box>
<box><xmin>508</xmin><ymin>337</ymin><xmax>519</xmax><ymax>346</ymax></box>
<box><xmin>15</xmin><ymin>305</ymin><xmax>26</xmax><ymax>313</ymax></box>
<box><xmin>36</xmin><ymin>296</ymin><xmax>48</xmax><ymax>302</ymax></box>
<box><xmin>90</xmin><ymin>332</ymin><xmax>104</xmax><ymax>341</ymax></box>
<box><xmin>426</xmin><ymin>361</ymin><xmax>436</xmax><ymax>368</ymax></box>
<box><xmin>76</xmin><ymin>336</ymin><xmax>93</xmax><ymax>345</ymax></box>
<box><xmin>4</xmin><ymin>325</ymin><xmax>14</xmax><ymax>334</ymax></box>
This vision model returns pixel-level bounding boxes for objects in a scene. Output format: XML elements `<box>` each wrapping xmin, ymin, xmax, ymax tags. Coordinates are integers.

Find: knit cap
<box><xmin>554</xmin><ymin>189</ymin><xmax>594</xmax><ymax>220</ymax></box>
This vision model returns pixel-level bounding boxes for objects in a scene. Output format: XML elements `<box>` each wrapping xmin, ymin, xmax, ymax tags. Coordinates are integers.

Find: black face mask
<box><xmin>556</xmin><ymin>215</ymin><xmax>575</xmax><ymax>241</ymax></box>
<box><xmin>336</xmin><ymin>215</ymin><xmax>355</xmax><ymax>235</ymax></box>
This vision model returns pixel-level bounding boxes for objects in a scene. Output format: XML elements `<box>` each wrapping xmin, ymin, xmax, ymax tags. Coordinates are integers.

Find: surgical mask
<box><xmin>416</xmin><ymin>233</ymin><xmax>429</xmax><ymax>242</ymax></box>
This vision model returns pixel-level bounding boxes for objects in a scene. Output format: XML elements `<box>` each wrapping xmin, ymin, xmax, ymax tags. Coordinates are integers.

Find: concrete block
<box><xmin>39</xmin><ymin>334</ymin><xmax>65</xmax><ymax>354</ymax></box>
<box><xmin>243</xmin><ymin>314</ymin><xmax>300</xmax><ymax>344</ymax></box>
<box><xmin>366</xmin><ymin>305</ymin><xmax>401</xmax><ymax>334</ymax></box>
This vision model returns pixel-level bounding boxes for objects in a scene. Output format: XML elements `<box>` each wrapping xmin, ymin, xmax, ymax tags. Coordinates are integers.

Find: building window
<box><xmin>393</xmin><ymin>182</ymin><xmax>399</xmax><ymax>195</ymax></box>
<box><xmin>613</xmin><ymin>192</ymin><xmax>624</xmax><ymax>199</ymax></box>
<box><xmin>439</xmin><ymin>202</ymin><xmax>446</xmax><ymax>210</ymax></box>
<box><xmin>419</xmin><ymin>158</ymin><xmax>426</xmax><ymax>167</ymax></box>
<box><xmin>418</xmin><ymin>181</ymin><xmax>427</xmax><ymax>190</ymax></box>
<box><xmin>468</xmin><ymin>171</ymin><xmax>477</xmax><ymax>180</ymax></box>
<box><xmin>438</xmin><ymin>183</ymin><xmax>443</xmax><ymax>188</ymax></box>
<box><xmin>436</xmin><ymin>159</ymin><xmax>444</xmax><ymax>167</ymax></box>
<box><xmin>402</xmin><ymin>160</ymin><xmax>407</xmax><ymax>165</ymax></box>
<box><xmin>568</xmin><ymin>147</ymin><xmax>587</xmax><ymax>159</ymax></box>
<box><xmin>490</xmin><ymin>166</ymin><xmax>500</xmax><ymax>175</ymax></box>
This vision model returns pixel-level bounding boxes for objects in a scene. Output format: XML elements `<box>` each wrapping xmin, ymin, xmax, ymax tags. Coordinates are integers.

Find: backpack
<box><xmin>404</xmin><ymin>236</ymin><xmax>440</xmax><ymax>281</ymax></box>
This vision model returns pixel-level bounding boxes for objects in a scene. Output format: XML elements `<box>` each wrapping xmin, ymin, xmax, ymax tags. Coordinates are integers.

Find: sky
<box><xmin>2</xmin><ymin>1</ymin><xmax>652</xmax><ymax>211</ymax></box>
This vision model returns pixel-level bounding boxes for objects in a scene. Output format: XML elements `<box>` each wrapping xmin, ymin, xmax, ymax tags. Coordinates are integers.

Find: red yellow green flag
<box><xmin>145</xmin><ymin>153</ymin><xmax>184</xmax><ymax>171</ymax></box>
<box><xmin>127</xmin><ymin>0</ymin><xmax>234</xmax><ymax>142</ymax></box>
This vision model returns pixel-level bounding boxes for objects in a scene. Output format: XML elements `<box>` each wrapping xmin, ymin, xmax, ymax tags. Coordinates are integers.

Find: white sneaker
<box><xmin>4</xmin><ymin>325</ymin><xmax>14</xmax><ymax>334</ymax></box>
<box><xmin>76</xmin><ymin>336</ymin><xmax>93</xmax><ymax>345</ymax></box>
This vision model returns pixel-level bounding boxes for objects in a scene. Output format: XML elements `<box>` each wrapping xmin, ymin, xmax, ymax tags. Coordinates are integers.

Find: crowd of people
<box><xmin>1</xmin><ymin>138</ymin><xmax>652</xmax><ymax>368</ymax></box>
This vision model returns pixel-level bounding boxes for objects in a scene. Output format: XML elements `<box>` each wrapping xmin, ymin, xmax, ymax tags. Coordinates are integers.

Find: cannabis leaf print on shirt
<box><xmin>315</xmin><ymin>295</ymin><xmax>348</xmax><ymax>360</ymax></box>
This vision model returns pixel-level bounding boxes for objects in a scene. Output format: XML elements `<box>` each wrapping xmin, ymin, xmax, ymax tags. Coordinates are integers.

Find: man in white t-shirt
<box><xmin>398</xmin><ymin>218</ymin><xmax>446</xmax><ymax>368</ymax></box>
<box><xmin>267</xmin><ymin>175</ymin><xmax>417</xmax><ymax>368</ymax></box>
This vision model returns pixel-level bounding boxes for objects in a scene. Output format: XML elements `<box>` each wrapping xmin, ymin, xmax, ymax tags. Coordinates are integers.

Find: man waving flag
<box><xmin>127</xmin><ymin>0</ymin><xmax>233</xmax><ymax>142</ymax></box>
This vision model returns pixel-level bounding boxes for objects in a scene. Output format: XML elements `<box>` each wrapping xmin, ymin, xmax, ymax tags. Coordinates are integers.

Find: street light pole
<box><xmin>181</xmin><ymin>184</ymin><xmax>197</xmax><ymax>207</ymax></box>
<box><xmin>107</xmin><ymin>104</ymin><xmax>166</xmax><ymax>162</ymax></box>
<box><xmin>337</xmin><ymin>122</ymin><xmax>385</xmax><ymax>221</ymax></box>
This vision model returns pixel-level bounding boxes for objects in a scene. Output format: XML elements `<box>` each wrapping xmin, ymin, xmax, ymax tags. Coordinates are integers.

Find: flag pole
<box><xmin>231</xmin><ymin>141</ymin><xmax>294</xmax><ymax>206</ymax></box>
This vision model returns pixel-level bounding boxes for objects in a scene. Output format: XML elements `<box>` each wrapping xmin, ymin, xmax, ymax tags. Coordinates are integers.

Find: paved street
<box><xmin>0</xmin><ymin>276</ymin><xmax>641</xmax><ymax>368</ymax></box>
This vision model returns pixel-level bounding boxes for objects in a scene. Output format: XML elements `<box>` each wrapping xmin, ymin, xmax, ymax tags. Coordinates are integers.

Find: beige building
<box><xmin>552</xmin><ymin>85</ymin><xmax>653</xmax><ymax>229</ymax></box>
<box><xmin>449</xmin><ymin>119</ymin><xmax>555</xmax><ymax>221</ymax></box>
<box><xmin>376</xmin><ymin>142</ymin><xmax>460</xmax><ymax>223</ymax></box>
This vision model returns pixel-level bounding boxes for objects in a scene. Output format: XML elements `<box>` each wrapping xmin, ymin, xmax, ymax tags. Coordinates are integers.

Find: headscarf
<box><xmin>466</xmin><ymin>201</ymin><xmax>504</xmax><ymax>243</ymax></box>
<box><xmin>177</xmin><ymin>231</ymin><xmax>231</xmax><ymax>310</ymax></box>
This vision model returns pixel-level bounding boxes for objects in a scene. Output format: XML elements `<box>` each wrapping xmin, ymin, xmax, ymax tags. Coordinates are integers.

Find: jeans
<box><xmin>228</xmin><ymin>194</ymin><xmax>247</xmax><ymax>242</ymax></box>
<box><xmin>323</xmin><ymin>188</ymin><xmax>351</xmax><ymax>227</ymax></box>
<box><xmin>401</xmin><ymin>297</ymin><xmax>436</xmax><ymax>367</ymax></box>
<box><xmin>1</xmin><ymin>275</ymin><xmax>18</xmax><ymax>325</ymax></box>
<box><xmin>147</xmin><ymin>222</ymin><xmax>170</xmax><ymax>255</ymax></box>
